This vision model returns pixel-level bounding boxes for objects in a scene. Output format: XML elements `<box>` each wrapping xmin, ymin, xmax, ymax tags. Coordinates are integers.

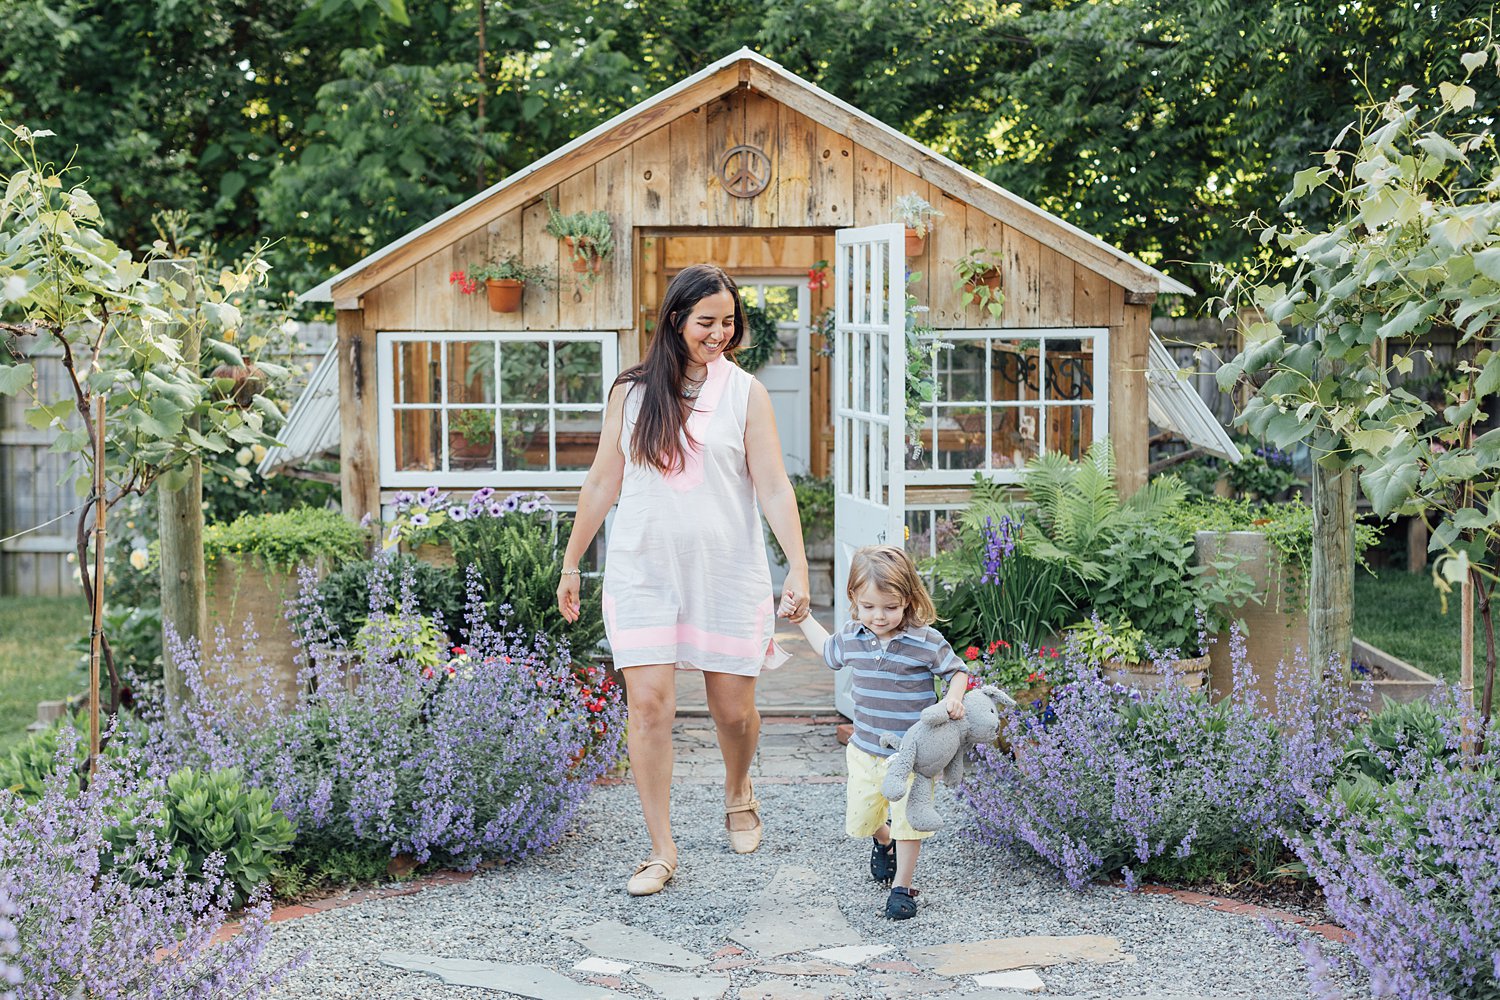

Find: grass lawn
<box><xmin>1354</xmin><ymin>568</ymin><xmax>1483</xmax><ymax>685</ymax></box>
<box><xmin>0</xmin><ymin>595</ymin><xmax>86</xmax><ymax>751</ymax></box>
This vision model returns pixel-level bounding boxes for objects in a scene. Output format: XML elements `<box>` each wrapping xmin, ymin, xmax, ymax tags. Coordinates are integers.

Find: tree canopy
<box><xmin>0</xmin><ymin>0</ymin><xmax>1492</xmax><ymax>300</ymax></box>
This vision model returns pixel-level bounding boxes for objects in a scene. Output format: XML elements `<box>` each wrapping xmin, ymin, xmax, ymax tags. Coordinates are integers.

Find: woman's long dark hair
<box><xmin>615</xmin><ymin>263</ymin><xmax>746</xmax><ymax>475</ymax></box>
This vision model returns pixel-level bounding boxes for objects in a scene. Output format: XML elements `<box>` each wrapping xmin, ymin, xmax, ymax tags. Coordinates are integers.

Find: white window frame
<box><xmin>376</xmin><ymin>330</ymin><xmax>618</xmax><ymax>488</ymax></box>
<box><xmin>908</xmin><ymin>327</ymin><xmax>1109</xmax><ymax>486</ymax></box>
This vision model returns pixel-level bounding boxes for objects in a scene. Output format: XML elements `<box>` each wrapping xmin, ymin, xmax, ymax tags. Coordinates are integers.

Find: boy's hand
<box><xmin>942</xmin><ymin>692</ymin><xmax>966</xmax><ymax>720</ymax></box>
<box><xmin>777</xmin><ymin>592</ymin><xmax>809</xmax><ymax>622</ymax></box>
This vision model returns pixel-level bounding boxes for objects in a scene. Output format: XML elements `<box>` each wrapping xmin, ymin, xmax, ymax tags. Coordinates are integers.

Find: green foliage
<box><xmin>894</xmin><ymin>192</ymin><xmax>941</xmax><ymax>237</ymax></box>
<box><xmin>447</xmin><ymin>407</ymin><xmax>495</xmax><ymax>446</ymax></box>
<box><xmin>448</xmin><ymin>512</ymin><xmax>607</xmax><ymax>659</ymax></box>
<box><xmin>1067</xmin><ymin>617</ymin><xmax>1148</xmax><ymax>666</ymax></box>
<box><xmin>735</xmin><ymin>304</ymin><xmax>780</xmax><ymax>374</ymax></box>
<box><xmin>545</xmin><ymin>204</ymin><xmax>615</xmax><ymax>261</ymax></box>
<box><xmin>201</xmin><ymin>507</ymin><xmax>366</xmax><ymax>572</ymax></box>
<box><xmin>767</xmin><ymin>474</ymin><xmax>834</xmax><ymax>564</ymax></box>
<box><xmin>936</xmin><ymin>552</ymin><xmax>1076</xmax><ymax>653</ymax></box>
<box><xmin>107</xmin><ymin>767</ymin><xmax>296</xmax><ymax>908</ymax></box>
<box><xmin>953</xmin><ymin>248</ymin><xmax>1005</xmax><ymax>320</ymax></box>
<box><xmin>354</xmin><ymin>613</ymin><xmax>444</xmax><ymax>671</ymax></box>
<box><xmin>70</xmin><ymin>605</ymin><xmax>163</xmax><ymax>685</ymax></box>
<box><xmin>465</xmin><ymin>252</ymin><xmax>549</xmax><ymax>286</ymax></box>
<box><xmin>286</xmin><ymin>843</ymin><xmax>393</xmax><ymax>889</ymax></box>
<box><xmin>1341</xmin><ymin>699</ymin><xmax>1461</xmax><ymax>786</ymax></box>
<box><xmin>312</xmin><ymin>555</ymin><xmax>466</xmax><ymax>642</ymax></box>
<box><xmin>0</xmin><ymin>713</ymin><xmax>142</xmax><ymax>800</ymax></box>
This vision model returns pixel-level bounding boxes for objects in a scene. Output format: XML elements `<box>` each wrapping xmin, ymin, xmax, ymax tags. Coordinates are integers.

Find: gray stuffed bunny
<box><xmin>879</xmin><ymin>685</ymin><xmax>1016</xmax><ymax>832</ymax></box>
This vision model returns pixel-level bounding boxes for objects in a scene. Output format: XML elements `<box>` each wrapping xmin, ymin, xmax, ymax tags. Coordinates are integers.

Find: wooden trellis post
<box><xmin>151</xmin><ymin>260</ymin><xmax>205</xmax><ymax>720</ymax></box>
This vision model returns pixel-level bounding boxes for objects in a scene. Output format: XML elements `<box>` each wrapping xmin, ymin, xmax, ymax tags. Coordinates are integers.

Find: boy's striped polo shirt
<box><xmin>822</xmin><ymin>620</ymin><xmax>966</xmax><ymax>758</ymax></box>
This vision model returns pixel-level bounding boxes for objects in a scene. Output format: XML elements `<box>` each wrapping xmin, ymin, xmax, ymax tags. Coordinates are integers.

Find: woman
<box><xmin>557</xmin><ymin>263</ymin><xmax>810</xmax><ymax>896</ymax></box>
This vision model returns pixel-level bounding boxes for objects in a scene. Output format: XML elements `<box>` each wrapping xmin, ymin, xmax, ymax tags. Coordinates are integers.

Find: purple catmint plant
<box><xmin>1293</xmin><ymin>691</ymin><xmax>1499</xmax><ymax>1000</ymax></box>
<box><xmin>155</xmin><ymin>560</ymin><xmax>625</xmax><ymax>867</ymax></box>
<box><xmin>0</xmin><ymin>727</ymin><xmax>299</xmax><ymax>998</ymax></box>
<box><xmin>959</xmin><ymin>629</ymin><xmax>1354</xmax><ymax>891</ymax></box>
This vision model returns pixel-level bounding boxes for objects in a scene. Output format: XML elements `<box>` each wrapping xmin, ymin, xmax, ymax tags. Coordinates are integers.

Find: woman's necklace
<box><xmin>681</xmin><ymin>367</ymin><xmax>707</xmax><ymax>399</ymax></box>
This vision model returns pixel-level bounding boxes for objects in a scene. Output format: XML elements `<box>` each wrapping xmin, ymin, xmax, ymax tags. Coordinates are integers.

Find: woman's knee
<box><xmin>623</xmin><ymin>668</ymin><xmax>676</xmax><ymax>729</ymax></box>
<box><xmin>710</xmin><ymin>697</ymin><xmax>759</xmax><ymax>734</ymax></box>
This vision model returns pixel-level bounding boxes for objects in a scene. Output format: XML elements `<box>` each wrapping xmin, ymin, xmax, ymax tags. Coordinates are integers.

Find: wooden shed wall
<box><xmin>341</xmin><ymin>86</ymin><xmax>1152</xmax><ymax>518</ymax></box>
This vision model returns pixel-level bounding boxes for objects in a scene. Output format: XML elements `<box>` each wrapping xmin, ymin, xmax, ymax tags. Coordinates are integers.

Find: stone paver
<box><xmin>630</xmin><ymin>967</ymin><xmax>733</xmax><ymax>1000</ymax></box>
<box><xmin>906</xmin><ymin>935</ymin><xmax>1128</xmax><ymax>976</ymax></box>
<box><xmin>564</xmin><ymin>918</ymin><xmax>707</xmax><ymax>969</ymax></box>
<box><xmin>727</xmin><ymin>864</ymin><xmax>862</xmax><ymax>957</ymax></box>
<box><xmin>737</xmin><ymin>981</ymin><xmax>845</xmax><ymax>1000</ymax></box>
<box><xmin>810</xmin><ymin>944</ymin><xmax>892</xmax><ymax>965</ymax></box>
<box><xmin>572</xmin><ymin>957</ymin><xmax>630</xmax><ymax>975</ymax></box>
<box><xmin>379</xmin><ymin>953</ymin><xmax>614</xmax><ymax>998</ymax></box>
<box><xmin>751</xmin><ymin>960</ymin><xmax>854</xmax><ymax>976</ymax></box>
<box><xmin>973</xmin><ymin>968</ymin><xmax>1046</xmax><ymax>992</ymax></box>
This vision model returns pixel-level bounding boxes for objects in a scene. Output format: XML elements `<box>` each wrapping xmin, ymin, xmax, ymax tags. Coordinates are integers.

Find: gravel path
<box><xmin>260</xmin><ymin>778</ymin><xmax>1348</xmax><ymax>999</ymax></box>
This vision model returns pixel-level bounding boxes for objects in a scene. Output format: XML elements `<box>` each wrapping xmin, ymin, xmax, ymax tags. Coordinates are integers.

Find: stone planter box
<box><xmin>205</xmin><ymin>555</ymin><xmax>327</xmax><ymax>709</ymax></box>
<box><xmin>1195</xmin><ymin>530</ymin><xmax>1310</xmax><ymax>710</ymax></box>
<box><xmin>1102</xmin><ymin>653</ymin><xmax>1210</xmax><ymax>692</ymax></box>
<box><xmin>1352</xmin><ymin>637</ymin><xmax>1441</xmax><ymax>713</ymax></box>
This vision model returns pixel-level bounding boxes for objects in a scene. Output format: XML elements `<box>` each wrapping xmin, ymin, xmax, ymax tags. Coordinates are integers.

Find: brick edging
<box><xmin>1122</xmin><ymin>882</ymin><xmax>1349</xmax><ymax>943</ymax></box>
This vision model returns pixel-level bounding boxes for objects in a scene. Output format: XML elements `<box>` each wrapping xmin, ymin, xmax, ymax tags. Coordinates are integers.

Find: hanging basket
<box><xmin>563</xmin><ymin>237</ymin><xmax>603</xmax><ymax>274</ymax></box>
<box><xmin>485</xmin><ymin>278</ymin><xmax>524</xmax><ymax>313</ymax></box>
<box><xmin>904</xmin><ymin>227</ymin><xmax>927</xmax><ymax>258</ymax></box>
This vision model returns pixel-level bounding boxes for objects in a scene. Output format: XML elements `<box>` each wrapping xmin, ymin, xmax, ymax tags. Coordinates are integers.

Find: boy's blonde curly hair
<box><xmin>846</xmin><ymin>544</ymin><xmax>936</xmax><ymax>629</ymax></box>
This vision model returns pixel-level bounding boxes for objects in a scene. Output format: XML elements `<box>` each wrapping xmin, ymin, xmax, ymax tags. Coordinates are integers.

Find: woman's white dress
<box><xmin>602</xmin><ymin>356</ymin><xmax>788</xmax><ymax>675</ymax></box>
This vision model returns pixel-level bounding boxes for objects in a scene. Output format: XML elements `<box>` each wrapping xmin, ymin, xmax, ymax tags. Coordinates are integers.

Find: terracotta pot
<box><xmin>563</xmin><ymin>237</ymin><xmax>603</xmax><ymax>274</ymax></box>
<box><xmin>485</xmin><ymin>278</ymin><xmax>524</xmax><ymax>313</ymax></box>
<box><xmin>963</xmin><ymin>267</ymin><xmax>1003</xmax><ymax>297</ymax></box>
<box><xmin>447</xmin><ymin>431</ymin><xmax>494</xmax><ymax>462</ymax></box>
<box><xmin>904</xmin><ymin>227</ymin><xmax>926</xmax><ymax>258</ymax></box>
<box><xmin>1102</xmin><ymin>653</ymin><xmax>1210</xmax><ymax>692</ymax></box>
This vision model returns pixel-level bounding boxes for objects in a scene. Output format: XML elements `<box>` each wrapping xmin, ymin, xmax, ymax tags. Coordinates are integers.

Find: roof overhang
<box><xmin>301</xmin><ymin>48</ymin><xmax>1192</xmax><ymax>306</ymax></box>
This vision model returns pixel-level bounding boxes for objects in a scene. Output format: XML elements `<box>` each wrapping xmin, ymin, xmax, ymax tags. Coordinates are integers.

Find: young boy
<box><xmin>780</xmin><ymin>545</ymin><xmax>969</xmax><ymax>920</ymax></box>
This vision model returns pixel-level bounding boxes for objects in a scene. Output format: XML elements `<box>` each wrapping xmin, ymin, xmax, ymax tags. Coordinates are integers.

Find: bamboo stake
<box><xmin>1462</xmin><ymin>570</ymin><xmax>1475</xmax><ymax>757</ymax></box>
<box><xmin>87</xmin><ymin>394</ymin><xmax>106</xmax><ymax>774</ymax></box>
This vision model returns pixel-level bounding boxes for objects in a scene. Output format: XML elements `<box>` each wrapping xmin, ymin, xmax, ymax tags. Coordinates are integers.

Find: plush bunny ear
<box><xmin>981</xmin><ymin>684</ymin><xmax>1018</xmax><ymax>708</ymax></box>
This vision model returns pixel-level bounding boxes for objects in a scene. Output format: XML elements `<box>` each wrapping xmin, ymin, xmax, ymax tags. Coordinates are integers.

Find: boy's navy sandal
<box><xmin>885</xmin><ymin>886</ymin><xmax>919</xmax><ymax>920</ymax></box>
<box><xmin>870</xmin><ymin>837</ymin><xmax>896</xmax><ymax>885</ymax></box>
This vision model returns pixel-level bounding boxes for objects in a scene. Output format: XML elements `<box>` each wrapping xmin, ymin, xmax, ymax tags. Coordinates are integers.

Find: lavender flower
<box><xmin>500</xmin><ymin>495</ymin><xmax>520</xmax><ymax>513</ymax></box>
<box><xmin>519</xmin><ymin>499</ymin><xmax>541</xmax><ymax>515</ymax></box>
<box><xmin>980</xmin><ymin>515</ymin><xmax>1018</xmax><ymax>585</ymax></box>
<box><xmin>473</xmin><ymin>487</ymin><xmax>495</xmax><ymax>501</ymax></box>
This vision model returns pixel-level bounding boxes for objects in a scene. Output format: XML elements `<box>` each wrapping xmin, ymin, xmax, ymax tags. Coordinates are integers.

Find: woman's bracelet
<box><xmin>559</xmin><ymin>568</ymin><xmax>581</xmax><ymax>577</ymax></box>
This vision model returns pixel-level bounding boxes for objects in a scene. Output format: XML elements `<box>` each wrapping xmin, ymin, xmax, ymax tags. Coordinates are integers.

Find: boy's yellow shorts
<box><xmin>844</xmin><ymin>743</ymin><xmax>935</xmax><ymax>841</ymax></box>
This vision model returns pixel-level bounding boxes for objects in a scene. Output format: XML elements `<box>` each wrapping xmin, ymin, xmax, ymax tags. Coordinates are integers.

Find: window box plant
<box><xmin>450</xmin><ymin>253</ymin><xmax>549</xmax><ymax>313</ymax></box>
<box><xmin>544</xmin><ymin>203</ymin><xmax>614</xmax><ymax>286</ymax></box>
<box><xmin>895</xmin><ymin>193</ymin><xmax>942</xmax><ymax>258</ymax></box>
<box><xmin>955</xmin><ymin>248</ymin><xmax>1005</xmax><ymax>320</ymax></box>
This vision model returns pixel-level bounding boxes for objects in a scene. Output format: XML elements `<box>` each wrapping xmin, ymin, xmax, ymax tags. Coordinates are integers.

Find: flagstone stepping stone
<box><xmin>973</xmin><ymin>969</ymin><xmax>1045</xmax><ymax>992</ymax></box>
<box><xmin>906</xmin><ymin>934</ymin><xmax>1128</xmax><ymax>976</ymax></box>
<box><xmin>810</xmin><ymin>944</ymin><xmax>892</xmax><ymax>966</ymax></box>
<box><xmin>379</xmin><ymin>953</ymin><xmax>615</xmax><ymax>999</ymax></box>
<box><xmin>631</xmin><ymin>967</ymin><xmax>733</xmax><ymax>1000</ymax></box>
<box><xmin>752</xmin><ymin>960</ymin><xmax>853</xmax><ymax>977</ymax></box>
<box><xmin>865</xmin><ymin>972</ymin><xmax>953</xmax><ymax>997</ymax></box>
<box><xmin>564</xmin><ymin>918</ymin><xmax>707</xmax><ymax>969</ymax></box>
<box><xmin>728</xmin><ymin>865</ymin><xmax>862</xmax><ymax>957</ymax></box>
<box><xmin>738</xmin><ymin>981</ymin><xmax>850</xmax><ymax>1000</ymax></box>
<box><xmin>574</xmin><ymin>958</ymin><xmax>631</xmax><ymax>975</ymax></box>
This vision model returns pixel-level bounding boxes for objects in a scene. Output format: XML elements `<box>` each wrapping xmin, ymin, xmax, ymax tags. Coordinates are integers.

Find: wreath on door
<box><xmin>734</xmin><ymin>304</ymin><xmax>780</xmax><ymax>373</ymax></box>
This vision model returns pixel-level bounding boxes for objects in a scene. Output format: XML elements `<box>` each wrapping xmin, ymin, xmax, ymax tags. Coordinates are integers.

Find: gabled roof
<box><xmin>301</xmin><ymin>48</ymin><xmax>1192</xmax><ymax>304</ymax></box>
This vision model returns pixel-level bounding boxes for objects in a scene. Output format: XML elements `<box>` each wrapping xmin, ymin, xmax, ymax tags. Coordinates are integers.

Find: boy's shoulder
<box><xmin>899</xmin><ymin>623</ymin><xmax>952</xmax><ymax>648</ymax></box>
<box><xmin>832</xmin><ymin>619</ymin><xmax>867</xmax><ymax>643</ymax></box>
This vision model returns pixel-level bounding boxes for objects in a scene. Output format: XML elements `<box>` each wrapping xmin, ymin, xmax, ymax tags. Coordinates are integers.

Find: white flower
<box><xmin>129</xmin><ymin>549</ymin><xmax>149</xmax><ymax>571</ymax></box>
<box><xmin>235</xmin><ymin>447</ymin><xmax>253</xmax><ymax>466</ymax></box>
<box><xmin>251</xmin><ymin>443</ymin><xmax>267</xmax><ymax>463</ymax></box>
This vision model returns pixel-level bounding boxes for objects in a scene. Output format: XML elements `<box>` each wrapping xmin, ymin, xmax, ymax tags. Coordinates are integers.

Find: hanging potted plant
<box><xmin>894</xmin><ymin>193</ymin><xmax>942</xmax><ymax>258</ymax></box>
<box><xmin>544</xmin><ymin>202</ymin><xmax>615</xmax><ymax>289</ymax></box>
<box><xmin>954</xmin><ymin>248</ymin><xmax>1006</xmax><ymax>320</ymax></box>
<box><xmin>450</xmin><ymin>253</ymin><xmax>550</xmax><ymax>313</ymax></box>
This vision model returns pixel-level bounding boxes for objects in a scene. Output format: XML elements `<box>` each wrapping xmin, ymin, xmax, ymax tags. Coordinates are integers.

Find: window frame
<box><xmin>908</xmin><ymin>327</ymin><xmax>1110</xmax><ymax>486</ymax></box>
<box><xmin>376</xmin><ymin>329</ymin><xmax>618</xmax><ymax>488</ymax></box>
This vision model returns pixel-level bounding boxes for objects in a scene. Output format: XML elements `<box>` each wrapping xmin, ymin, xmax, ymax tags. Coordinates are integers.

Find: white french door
<box><xmin>832</xmin><ymin>223</ymin><xmax>907</xmax><ymax>719</ymax></box>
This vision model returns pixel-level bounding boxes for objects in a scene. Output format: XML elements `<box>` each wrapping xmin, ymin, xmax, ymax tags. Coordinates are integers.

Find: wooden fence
<box><xmin>1</xmin><ymin>323</ymin><xmax>334</xmax><ymax>597</ymax></box>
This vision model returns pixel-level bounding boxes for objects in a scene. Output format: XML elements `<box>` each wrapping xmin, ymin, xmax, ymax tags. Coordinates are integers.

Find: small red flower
<box><xmin>966</xmin><ymin>676</ymin><xmax>980</xmax><ymax>690</ymax></box>
<box><xmin>987</xmin><ymin>640</ymin><xmax>1002</xmax><ymax>654</ymax></box>
<box><xmin>1049</xmin><ymin>649</ymin><xmax>1060</xmax><ymax>659</ymax></box>
<box><xmin>451</xmin><ymin>645</ymin><xmax>465</xmax><ymax>655</ymax></box>
<box><xmin>964</xmin><ymin>645</ymin><xmax>981</xmax><ymax>661</ymax></box>
<box><xmin>1028</xmin><ymin>672</ymin><xmax>1041</xmax><ymax>682</ymax></box>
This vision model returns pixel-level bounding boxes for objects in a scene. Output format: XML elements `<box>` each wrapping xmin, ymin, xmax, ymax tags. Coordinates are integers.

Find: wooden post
<box><xmin>337</xmin><ymin>307</ymin><xmax>380</xmax><ymax>530</ymax></box>
<box><xmin>1309</xmin><ymin>457</ymin><xmax>1355</xmax><ymax>703</ymax></box>
<box><xmin>1407</xmin><ymin>515</ymin><xmax>1429</xmax><ymax>574</ymax></box>
<box><xmin>1111</xmin><ymin>302</ymin><xmax>1151</xmax><ymax>497</ymax></box>
<box><xmin>151</xmin><ymin>259</ymin><xmax>205</xmax><ymax>721</ymax></box>
<box><xmin>87</xmin><ymin>395</ymin><xmax>105</xmax><ymax>773</ymax></box>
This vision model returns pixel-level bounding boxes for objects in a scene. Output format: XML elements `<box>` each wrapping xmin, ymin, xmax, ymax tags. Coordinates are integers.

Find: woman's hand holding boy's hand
<box><xmin>777</xmin><ymin>592</ymin><xmax>808</xmax><ymax>622</ymax></box>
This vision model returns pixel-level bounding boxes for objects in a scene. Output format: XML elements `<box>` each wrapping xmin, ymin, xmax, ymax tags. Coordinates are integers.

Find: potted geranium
<box><xmin>544</xmin><ymin>202</ymin><xmax>615</xmax><ymax>288</ymax></box>
<box><xmin>447</xmin><ymin>408</ymin><xmax>496</xmax><ymax>463</ymax></box>
<box><xmin>450</xmin><ymin>253</ymin><xmax>549</xmax><ymax>313</ymax></box>
<box><xmin>894</xmin><ymin>193</ymin><xmax>942</xmax><ymax>257</ymax></box>
<box><xmin>954</xmin><ymin>248</ymin><xmax>1005</xmax><ymax>320</ymax></box>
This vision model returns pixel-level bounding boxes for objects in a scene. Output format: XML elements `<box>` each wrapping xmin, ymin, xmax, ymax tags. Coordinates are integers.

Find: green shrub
<box><xmin>201</xmin><ymin>507</ymin><xmax>365</xmax><ymax>571</ymax></box>
<box><xmin>0</xmin><ymin>713</ymin><xmax>143</xmax><ymax>800</ymax></box>
<box><xmin>312</xmin><ymin>554</ymin><xmax>466</xmax><ymax>640</ymax></box>
<box><xmin>767</xmin><ymin>474</ymin><xmax>834</xmax><ymax>563</ymax></box>
<box><xmin>70</xmin><ymin>604</ymin><xmax>163</xmax><ymax>684</ymax></box>
<box><xmin>107</xmin><ymin>766</ymin><xmax>295</xmax><ymax>907</ymax></box>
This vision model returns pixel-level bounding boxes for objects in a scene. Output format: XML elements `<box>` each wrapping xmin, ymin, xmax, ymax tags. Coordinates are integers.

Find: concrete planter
<box><xmin>807</xmin><ymin>537</ymin><xmax>834</xmax><ymax>607</ymax></box>
<box><xmin>1195</xmin><ymin>530</ymin><xmax>1310</xmax><ymax>709</ymax></box>
<box><xmin>205</xmin><ymin>554</ymin><xmax>328</xmax><ymax>709</ymax></box>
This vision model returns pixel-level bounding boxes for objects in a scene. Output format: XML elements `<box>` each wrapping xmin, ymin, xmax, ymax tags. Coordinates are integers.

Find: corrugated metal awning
<box><xmin>1145</xmin><ymin>331</ymin><xmax>1239</xmax><ymax>463</ymax></box>
<box><xmin>258</xmin><ymin>347</ymin><xmax>340</xmax><ymax>477</ymax></box>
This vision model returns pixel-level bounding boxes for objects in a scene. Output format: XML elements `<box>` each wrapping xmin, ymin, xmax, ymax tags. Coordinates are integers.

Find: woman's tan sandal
<box><xmin>626</xmin><ymin>857</ymin><xmax>676</xmax><ymax>896</ymax></box>
<box><xmin>725</xmin><ymin>793</ymin><xmax>763</xmax><ymax>854</ymax></box>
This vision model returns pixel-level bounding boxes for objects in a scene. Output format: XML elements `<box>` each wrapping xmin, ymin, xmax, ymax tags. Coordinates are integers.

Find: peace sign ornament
<box><xmin>719</xmin><ymin>144</ymin><xmax>773</xmax><ymax>198</ymax></box>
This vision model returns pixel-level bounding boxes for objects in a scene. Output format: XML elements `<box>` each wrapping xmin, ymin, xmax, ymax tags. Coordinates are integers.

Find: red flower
<box><xmin>1049</xmin><ymin>648</ymin><xmax>1060</xmax><ymax>659</ymax></box>
<box><xmin>966</xmin><ymin>676</ymin><xmax>980</xmax><ymax>690</ymax></box>
<box><xmin>964</xmin><ymin>645</ymin><xmax>981</xmax><ymax>661</ymax></box>
<box><xmin>451</xmin><ymin>645</ymin><xmax>465</xmax><ymax>655</ymax></box>
<box><xmin>807</xmin><ymin>263</ymin><xmax>829</xmax><ymax>290</ymax></box>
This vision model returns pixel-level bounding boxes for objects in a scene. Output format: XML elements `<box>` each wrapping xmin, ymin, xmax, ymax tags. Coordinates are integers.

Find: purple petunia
<box><xmin>410</xmin><ymin>512</ymin><xmax>429</xmax><ymax>526</ymax></box>
<box><xmin>448</xmin><ymin>506</ymin><xmax>469</xmax><ymax>522</ymax></box>
<box><xmin>486</xmin><ymin>502</ymin><xmax>505</xmax><ymax>518</ymax></box>
<box><xmin>501</xmin><ymin>495</ymin><xmax>520</xmax><ymax>513</ymax></box>
<box><xmin>519</xmin><ymin>500</ymin><xmax>541</xmax><ymax>514</ymax></box>
<box><xmin>473</xmin><ymin>487</ymin><xmax>495</xmax><ymax>501</ymax></box>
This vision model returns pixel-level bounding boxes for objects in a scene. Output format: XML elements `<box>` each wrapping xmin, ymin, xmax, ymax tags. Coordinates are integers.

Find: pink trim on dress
<box><xmin>665</xmin><ymin>356</ymin><xmax>731</xmax><ymax>493</ymax></box>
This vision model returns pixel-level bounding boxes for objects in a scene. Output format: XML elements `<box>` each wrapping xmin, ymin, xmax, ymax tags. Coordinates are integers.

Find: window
<box><xmin>906</xmin><ymin>328</ymin><xmax>1109</xmax><ymax>485</ymax></box>
<box><xmin>377</xmin><ymin>331</ymin><xmax>617</xmax><ymax>487</ymax></box>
